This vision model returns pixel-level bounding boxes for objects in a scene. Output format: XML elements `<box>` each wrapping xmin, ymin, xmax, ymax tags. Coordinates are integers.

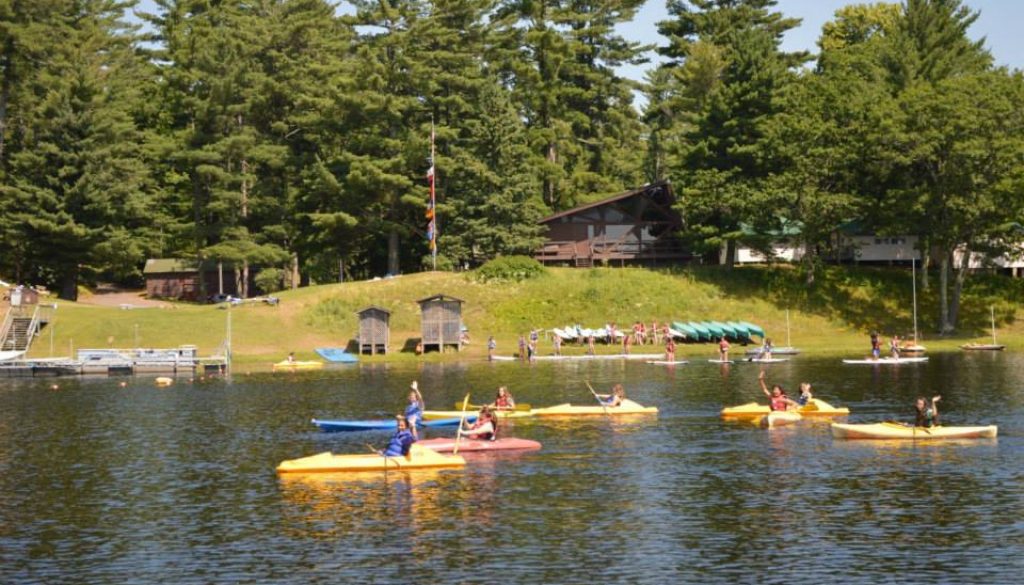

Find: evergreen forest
<box><xmin>2</xmin><ymin>0</ymin><xmax>1023</xmax><ymax>332</ymax></box>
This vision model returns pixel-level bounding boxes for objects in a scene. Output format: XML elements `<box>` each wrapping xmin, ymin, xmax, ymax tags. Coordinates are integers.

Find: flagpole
<box><xmin>430</xmin><ymin>118</ymin><xmax>437</xmax><ymax>271</ymax></box>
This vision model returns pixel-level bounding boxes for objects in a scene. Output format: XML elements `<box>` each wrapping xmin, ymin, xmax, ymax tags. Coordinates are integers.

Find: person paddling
<box><xmin>598</xmin><ymin>384</ymin><xmax>626</xmax><ymax>407</ymax></box>
<box><xmin>914</xmin><ymin>395</ymin><xmax>941</xmax><ymax>428</ymax></box>
<box><xmin>759</xmin><ymin>371</ymin><xmax>798</xmax><ymax>411</ymax></box>
<box><xmin>459</xmin><ymin>406</ymin><xmax>497</xmax><ymax>440</ymax></box>
<box><xmin>382</xmin><ymin>416</ymin><xmax>415</xmax><ymax>456</ymax></box>
<box><xmin>405</xmin><ymin>381</ymin><xmax>425</xmax><ymax>440</ymax></box>
<box><xmin>491</xmin><ymin>386</ymin><xmax>516</xmax><ymax>411</ymax></box>
<box><xmin>797</xmin><ymin>382</ymin><xmax>814</xmax><ymax>406</ymax></box>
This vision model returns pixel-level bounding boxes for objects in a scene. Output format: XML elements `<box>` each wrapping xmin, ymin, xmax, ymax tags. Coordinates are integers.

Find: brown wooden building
<box><xmin>144</xmin><ymin>259</ymin><xmax>239</xmax><ymax>302</ymax></box>
<box><xmin>356</xmin><ymin>306</ymin><xmax>391</xmax><ymax>355</ymax></box>
<box><xmin>534</xmin><ymin>181</ymin><xmax>689</xmax><ymax>267</ymax></box>
<box><xmin>418</xmin><ymin>294</ymin><xmax>463</xmax><ymax>353</ymax></box>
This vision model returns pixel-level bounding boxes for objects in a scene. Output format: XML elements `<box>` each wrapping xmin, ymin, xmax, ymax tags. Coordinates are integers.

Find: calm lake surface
<box><xmin>2</xmin><ymin>353</ymin><xmax>1023</xmax><ymax>584</ymax></box>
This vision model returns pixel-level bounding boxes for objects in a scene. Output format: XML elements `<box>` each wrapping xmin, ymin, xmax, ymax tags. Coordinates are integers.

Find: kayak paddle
<box><xmin>456</xmin><ymin>402</ymin><xmax>531</xmax><ymax>411</ymax></box>
<box><xmin>585</xmin><ymin>381</ymin><xmax>610</xmax><ymax>416</ymax></box>
<box><xmin>453</xmin><ymin>393</ymin><xmax>471</xmax><ymax>455</ymax></box>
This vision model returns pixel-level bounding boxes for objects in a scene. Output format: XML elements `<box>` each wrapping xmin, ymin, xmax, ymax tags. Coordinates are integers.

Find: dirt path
<box><xmin>77</xmin><ymin>290</ymin><xmax>172</xmax><ymax>308</ymax></box>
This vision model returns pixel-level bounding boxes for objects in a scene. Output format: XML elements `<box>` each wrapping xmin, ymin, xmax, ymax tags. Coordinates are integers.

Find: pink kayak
<box><xmin>416</xmin><ymin>437</ymin><xmax>542</xmax><ymax>453</ymax></box>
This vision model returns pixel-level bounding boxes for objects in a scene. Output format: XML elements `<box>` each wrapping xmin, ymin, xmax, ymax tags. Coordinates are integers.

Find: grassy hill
<box><xmin>26</xmin><ymin>265</ymin><xmax>1024</xmax><ymax>368</ymax></box>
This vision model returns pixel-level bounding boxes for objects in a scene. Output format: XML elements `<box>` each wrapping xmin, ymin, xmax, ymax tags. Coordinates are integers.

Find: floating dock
<box><xmin>0</xmin><ymin>345</ymin><xmax>227</xmax><ymax>378</ymax></box>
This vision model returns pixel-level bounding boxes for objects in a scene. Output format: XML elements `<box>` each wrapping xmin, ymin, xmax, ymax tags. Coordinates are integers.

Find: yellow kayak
<box><xmin>276</xmin><ymin>444</ymin><xmax>466</xmax><ymax>473</ymax></box>
<box><xmin>760</xmin><ymin>411</ymin><xmax>802</xmax><ymax>428</ymax></box>
<box><xmin>530</xmin><ymin>398</ymin><xmax>658</xmax><ymax>416</ymax></box>
<box><xmin>831</xmin><ymin>422</ymin><xmax>998</xmax><ymax>440</ymax></box>
<box><xmin>272</xmin><ymin>360</ymin><xmax>324</xmax><ymax>372</ymax></box>
<box><xmin>722</xmin><ymin>398</ymin><xmax>850</xmax><ymax>418</ymax></box>
<box><xmin>422</xmin><ymin>409</ymin><xmax>535</xmax><ymax>420</ymax></box>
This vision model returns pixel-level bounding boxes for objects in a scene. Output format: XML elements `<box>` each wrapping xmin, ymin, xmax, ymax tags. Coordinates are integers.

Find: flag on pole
<box><xmin>426</xmin><ymin>123</ymin><xmax>437</xmax><ymax>256</ymax></box>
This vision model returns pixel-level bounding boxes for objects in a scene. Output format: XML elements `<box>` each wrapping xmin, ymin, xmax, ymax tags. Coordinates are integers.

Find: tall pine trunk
<box><xmin>290</xmin><ymin>253</ymin><xmax>299</xmax><ymax>290</ymax></box>
<box><xmin>0</xmin><ymin>47</ymin><xmax>9</xmax><ymax>166</ymax></box>
<box><xmin>60</xmin><ymin>265</ymin><xmax>79</xmax><ymax>301</ymax></box>
<box><xmin>387</xmin><ymin>229</ymin><xmax>399</xmax><ymax>274</ymax></box>
<box><xmin>919</xmin><ymin>235</ymin><xmax>930</xmax><ymax>292</ymax></box>
<box><xmin>949</xmin><ymin>247</ymin><xmax>971</xmax><ymax>329</ymax></box>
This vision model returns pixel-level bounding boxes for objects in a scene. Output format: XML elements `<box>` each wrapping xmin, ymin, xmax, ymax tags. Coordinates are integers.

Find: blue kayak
<box><xmin>312</xmin><ymin>416</ymin><xmax>475</xmax><ymax>433</ymax></box>
<box><xmin>314</xmin><ymin>347</ymin><xmax>359</xmax><ymax>363</ymax></box>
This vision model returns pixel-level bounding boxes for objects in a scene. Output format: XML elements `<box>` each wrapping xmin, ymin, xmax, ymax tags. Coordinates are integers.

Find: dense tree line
<box><xmin>1</xmin><ymin>0</ymin><xmax>1022</xmax><ymax>331</ymax></box>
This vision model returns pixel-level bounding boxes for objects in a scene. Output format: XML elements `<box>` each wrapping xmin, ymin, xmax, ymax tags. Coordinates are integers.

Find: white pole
<box><xmin>912</xmin><ymin>258</ymin><xmax>919</xmax><ymax>343</ymax></box>
<box><xmin>227</xmin><ymin>306</ymin><xmax>232</xmax><ymax>374</ymax></box>
<box><xmin>991</xmin><ymin>305</ymin><xmax>997</xmax><ymax>345</ymax></box>
<box><xmin>785</xmin><ymin>309</ymin><xmax>791</xmax><ymax>348</ymax></box>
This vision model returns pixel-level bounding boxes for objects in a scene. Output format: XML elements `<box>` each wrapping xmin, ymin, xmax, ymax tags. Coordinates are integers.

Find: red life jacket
<box><xmin>495</xmin><ymin>395</ymin><xmax>512</xmax><ymax>408</ymax></box>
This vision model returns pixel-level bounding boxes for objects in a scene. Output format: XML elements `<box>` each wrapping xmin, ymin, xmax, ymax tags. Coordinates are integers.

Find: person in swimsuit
<box><xmin>719</xmin><ymin>337</ymin><xmax>731</xmax><ymax>361</ymax></box>
<box><xmin>600</xmin><ymin>384</ymin><xmax>626</xmax><ymax>407</ymax></box>
<box><xmin>797</xmin><ymin>382</ymin><xmax>813</xmax><ymax>406</ymax></box>
<box><xmin>759</xmin><ymin>371</ymin><xmax>798</xmax><ymax>411</ymax></box>
<box><xmin>914</xmin><ymin>395</ymin><xmax>941</xmax><ymax>428</ymax></box>
<box><xmin>665</xmin><ymin>337</ymin><xmax>676</xmax><ymax>362</ymax></box>
<box><xmin>870</xmin><ymin>332</ymin><xmax>880</xmax><ymax>360</ymax></box>
<box><xmin>890</xmin><ymin>335</ymin><xmax>901</xmax><ymax>359</ymax></box>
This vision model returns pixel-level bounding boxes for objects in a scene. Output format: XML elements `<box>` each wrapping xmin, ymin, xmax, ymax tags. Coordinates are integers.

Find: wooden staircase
<box><xmin>1</xmin><ymin>306</ymin><xmax>44</xmax><ymax>352</ymax></box>
<box><xmin>574</xmin><ymin>256</ymin><xmax>593</xmax><ymax>268</ymax></box>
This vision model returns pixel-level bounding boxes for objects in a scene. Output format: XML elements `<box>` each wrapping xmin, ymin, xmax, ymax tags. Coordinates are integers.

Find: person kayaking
<box><xmin>459</xmin><ymin>406</ymin><xmax>497</xmax><ymax>440</ymax></box>
<box><xmin>797</xmin><ymin>382</ymin><xmax>814</xmax><ymax>406</ymax></box>
<box><xmin>759</xmin><ymin>371</ymin><xmax>798</xmax><ymax>411</ymax></box>
<box><xmin>382</xmin><ymin>415</ymin><xmax>415</xmax><ymax>457</ymax></box>
<box><xmin>914</xmin><ymin>395</ymin><xmax>941</xmax><ymax>428</ymax></box>
<box><xmin>405</xmin><ymin>381</ymin><xmax>425</xmax><ymax>440</ymax></box>
<box><xmin>718</xmin><ymin>337</ymin><xmax>731</xmax><ymax>361</ymax></box>
<box><xmin>491</xmin><ymin>386</ymin><xmax>516</xmax><ymax>410</ymax></box>
<box><xmin>599</xmin><ymin>384</ymin><xmax>627</xmax><ymax>407</ymax></box>
<box><xmin>286</xmin><ymin>352</ymin><xmax>295</xmax><ymax>364</ymax></box>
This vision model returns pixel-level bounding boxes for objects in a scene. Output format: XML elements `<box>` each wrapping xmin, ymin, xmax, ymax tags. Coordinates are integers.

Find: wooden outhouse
<box><xmin>357</xmin><ymin>306</ymin><xmax>391</xmax><ymax>355</ymax></box>
<box><xmin>418</xmin><ymin>294</ymin><xmax>464</xmax><ymax>352</ymax></box>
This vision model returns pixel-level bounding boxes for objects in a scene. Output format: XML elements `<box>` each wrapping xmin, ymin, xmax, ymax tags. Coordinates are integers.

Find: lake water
<box><xmin>1</xmin><ymin>353</ymin><xmax>1023</xmax><ymax>584</ymax></box>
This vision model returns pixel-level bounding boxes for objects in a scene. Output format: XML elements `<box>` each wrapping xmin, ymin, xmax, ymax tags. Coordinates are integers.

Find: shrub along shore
<box><xmin>27</xmin><ymin>265</ymin><xmax>1024</xmax><ymax>370</ymax></box>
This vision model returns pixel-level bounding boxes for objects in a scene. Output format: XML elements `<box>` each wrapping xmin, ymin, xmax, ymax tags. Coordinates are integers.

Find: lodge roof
<box><xmin>538</xmin><ymin>181</ymin><xmax>673</xmax><ymax>224</ymax></box>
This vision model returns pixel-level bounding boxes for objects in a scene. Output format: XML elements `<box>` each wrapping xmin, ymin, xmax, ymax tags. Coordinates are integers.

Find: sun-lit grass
<box><xmin>27</xmin><ymin>265</ymin><xmax>1024</xmax><ymax>369</ymax></box>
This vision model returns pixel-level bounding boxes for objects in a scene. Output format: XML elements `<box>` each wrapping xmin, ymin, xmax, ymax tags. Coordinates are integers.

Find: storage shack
<box><xmin>418</xmin><ymin>294</ymin><xmax>463</xmax><ymax>352</ymax></box>
<box><xmin>357</xmin><ymin>306</ymin><xmax>391</xmax><ymax>355</ymax></box>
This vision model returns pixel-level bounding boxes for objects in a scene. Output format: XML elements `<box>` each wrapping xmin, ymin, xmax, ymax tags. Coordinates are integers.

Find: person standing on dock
<box><xmin>622</xmin><ymin>330</ymin><xmax>632</xmax><ymax>355</ymax></box>
<box><xmin>870</xmin><ymin>332</ymin><xmax>881</xmax><ymax>360</ymax></box>
<box><xmin>587</xmin><ymin>334</ymin><xmax>596</xmax><ymax>356</ymax></box>
<box><xmin>553</xmin><ymin>334</ymin><xmax>562</xmax><ymax>356</ymax></box>
<box><xmin>518</xmin><ymin>335</ymin><xmax>527</xmax><ymax>361</ymax></box>
<box><xmin>890</xmin><ymin>335</ymin><xmax>901</xmax><ymax>359</ymax></box>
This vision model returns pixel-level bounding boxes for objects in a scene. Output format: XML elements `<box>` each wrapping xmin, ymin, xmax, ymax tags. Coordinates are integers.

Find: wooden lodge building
<box><xmin>144</xmin><ymin>259</ymin><xmax>242</xmax><ymax>302</ymax></box>
<box><xmin>534</xmin><ymin>181</ymin><xmax>690</xmax><ymax>267</ymax></box>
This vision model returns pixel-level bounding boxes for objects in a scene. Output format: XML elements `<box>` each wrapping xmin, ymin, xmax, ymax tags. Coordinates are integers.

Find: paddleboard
<box><xmin>645</xmin><ymin>360</ymin><xmax>689</xmax><ymax>365</ymax></box>
<box><xmin>708</xmin><ymin>359</ymin><xmax>735</xmax><ymax>364</ymax></box>
<box><xmin>747</xmin><ymin>358</ymin><xmax>789</xmax><ymax>363</ymax></box>
<box><xmin>842</xmin><ymin>357</ymin><xmax>929</xmax><ymax>364</ymax></box>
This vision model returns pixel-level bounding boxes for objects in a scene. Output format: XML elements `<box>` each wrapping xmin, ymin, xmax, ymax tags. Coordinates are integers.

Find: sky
<box><xmin>133</xmin><ymin>0</ymin><xmax>1024</xmax><ymax>86</ymax></box>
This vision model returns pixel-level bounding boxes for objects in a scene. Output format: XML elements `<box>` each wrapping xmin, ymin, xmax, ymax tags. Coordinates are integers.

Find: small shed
<box><xmin>357</xmin><ymin>306</ymin><xmax>391</xmax><ymax>355</ymax></box>
<box><xmin>418</xmin><ymin>294</ymin><xmax>464</xmax><ymax>352</ymax></box>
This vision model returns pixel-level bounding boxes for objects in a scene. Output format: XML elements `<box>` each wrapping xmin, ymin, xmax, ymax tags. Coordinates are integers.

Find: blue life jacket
<box><xmin>383</xmin><ymin>429</ymin><xmax>414</xmax><ymax>456</ymax></box>
<box><xmin>405</xmin><ymin>402</ymin><xmax>423</xmax><ymax>422</ymax></box>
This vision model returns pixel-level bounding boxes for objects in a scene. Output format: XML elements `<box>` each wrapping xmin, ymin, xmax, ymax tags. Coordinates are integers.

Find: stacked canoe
<box><xmin>672</xmin><ymin>320</ymin><xmax>764</xmax><ymax>342</ymax></box>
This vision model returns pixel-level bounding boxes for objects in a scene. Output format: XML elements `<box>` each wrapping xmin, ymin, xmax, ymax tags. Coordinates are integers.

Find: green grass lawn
<box><xmin>26</xmin><ymin>265</ymin><xmax>1024</xmax><ymax>369</ymax></box>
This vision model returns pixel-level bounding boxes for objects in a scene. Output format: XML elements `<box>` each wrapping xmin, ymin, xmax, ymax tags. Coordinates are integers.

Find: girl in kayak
<box><xmin>759</xmin><ymin>371</ymin><xmax>798</xmax><ymax>411</ymax></box>
<box><xmin>491</xmin><ymin>386</ymin><xmax>516</xmax><ymax>410</ymax></box>
<box><xmin>600</xmin><ymin>384</ymin><xmax>626</xmax><ymax>407</ymax></box>
<box><xmin>797</xmin><ymin>383</ymin><xmax>814</xmax><ymax>406</ymax></box>
<box><xmin>459</xmin><ymin>406</ymin><xmax>497</xmax><ymax>440</ymax></box>
<box><xmin>382</xmin><ymin>416</ymin><xmax>415</xmax><ymax>457</ymax></box>
<box><xmin>405</xmin><ymin>381</ymin><xmax>425</xmax><ymax>440</ymax></box>
<box><xmin>914</xmin><ymin>395</ymin><xmax>941</xmax><ymax>427</ymax></box>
